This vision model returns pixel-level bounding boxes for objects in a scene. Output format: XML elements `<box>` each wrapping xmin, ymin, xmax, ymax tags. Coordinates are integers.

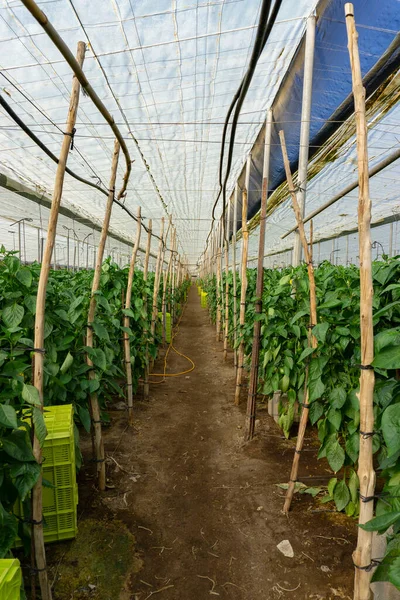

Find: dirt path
<box><xmin>75</xmin><ymin>287</ymin><xmax>356</xmax><ymax>599</ymax></box>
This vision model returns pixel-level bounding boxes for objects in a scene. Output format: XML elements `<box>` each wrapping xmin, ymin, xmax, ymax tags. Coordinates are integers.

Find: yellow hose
<box><xmin>146</xmin><ymin>303</ymin><xmax>195</xmax><ymax>384</ymax></box>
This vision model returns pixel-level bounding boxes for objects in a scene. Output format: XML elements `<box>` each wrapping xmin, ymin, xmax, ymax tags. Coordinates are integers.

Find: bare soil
<box><xmin>48</xmin><ymin>286</ymin><xmax>356</xmax><ymax>599</ymax></box>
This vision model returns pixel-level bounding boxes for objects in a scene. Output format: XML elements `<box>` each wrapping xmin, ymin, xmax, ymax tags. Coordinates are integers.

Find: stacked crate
<box><xmin>158</xmin><ymin>312</ymin><xmax>172</xmax><ymax>343</ymax></box>
<box><xmin>15</xmin><ymin>404</ymin><xmax>78</xmax><ymax>545</ymax></box>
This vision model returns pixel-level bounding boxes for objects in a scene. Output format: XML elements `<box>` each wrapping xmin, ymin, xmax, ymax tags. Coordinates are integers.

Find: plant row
<box><xmin>200</xmin><ymin>258</ymin><xmax>400</xmax><ymax>589</ymax></box>
<box><xmin>0</xmin><ymin>247</ymin><xmax>189</xmax><ymax>557</ymax></box>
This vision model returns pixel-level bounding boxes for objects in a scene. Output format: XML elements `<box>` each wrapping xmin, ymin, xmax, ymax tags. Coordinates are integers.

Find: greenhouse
<box><xmin>0</xmin><ymin>0</ymin><xmax>399</xmax><ymax>598</ymax></box>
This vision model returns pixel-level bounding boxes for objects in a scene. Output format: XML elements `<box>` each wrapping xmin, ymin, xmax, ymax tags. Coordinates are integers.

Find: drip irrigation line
<box><xmin>0</xmin><ymin>93</ymin><xmax>175</xmax><ymax>253</ymax></box>
<box><xmin>0</xmin><ymin>71</ymin><xmax>108</xmax><ymax>190</ymax></box>
<box><xmin>203</xmin><ymin>0</ymin><xmax>281</xmax><ymax>260</ymax></box>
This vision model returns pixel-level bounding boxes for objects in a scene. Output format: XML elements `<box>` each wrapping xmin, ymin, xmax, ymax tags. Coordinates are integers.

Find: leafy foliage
<box><xmin>0</xmin><ymin>247</ymin><xmax>187</xmax><ymax>557</ymax></box>
<box><xmin>200</xmin><ymin>257</ymin><xmax>400</xmax><ymax>588</ymax></box>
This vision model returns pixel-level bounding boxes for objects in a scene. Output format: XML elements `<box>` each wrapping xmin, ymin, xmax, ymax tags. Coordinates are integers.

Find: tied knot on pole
<box><xmin>65</xmin><ymin>127</ymin><xmax>76</xmax><ymax>151</ymax></box>
<box><xmin>353</xmin><ymin>559</ymin><xmax>381</xmax><ymax>572</ymax></box>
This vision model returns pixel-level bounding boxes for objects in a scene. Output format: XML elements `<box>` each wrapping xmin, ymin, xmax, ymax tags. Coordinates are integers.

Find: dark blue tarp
<box><xmin>235</xmin><ymin>0</ymin><xmax>400</xmax><ymax>228</ymax></box>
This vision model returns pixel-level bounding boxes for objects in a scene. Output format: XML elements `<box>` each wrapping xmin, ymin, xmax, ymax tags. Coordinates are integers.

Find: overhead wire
<box><xmin>0</xmin><ymin>93</ymin><xmax>175</xmax><ymax>253</ymax></box>
<box><xmin>20</xmin><ymin>0</ymin><xmax>132</xmax><ymax>202</ymax></box>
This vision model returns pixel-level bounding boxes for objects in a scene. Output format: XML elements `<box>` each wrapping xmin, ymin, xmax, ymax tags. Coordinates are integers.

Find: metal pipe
<box><xmin>292</xmin><ymin>14</ymin><xmax>316</xmax><ymax>266</ymax></box>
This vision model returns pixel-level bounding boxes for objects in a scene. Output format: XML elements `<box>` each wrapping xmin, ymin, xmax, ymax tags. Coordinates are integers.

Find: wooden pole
<box><xmin>31</xmin><ymin>41</ymin><xmax>86</xmax><ymax>600</ymax></box>
<box><xmin>245</xmin><ymin>110</ymin><xmax>273</xmax><ymax>440</ymax></box>
<box><xmin>279</xmin><ymin>130</ymin><xmax>318</xmax><ymax>514</ymax></box>
<box><xmin>124</xmin><ymin>206</ymin><xmax>142</xmax><ymax>425</ymax></box>
<box><xmin>223</xmin><ymin>198</ymin><xmax>231</xmax><ymax>361</ymax></box>
<box><xmin>150</xmin><ymin>218</ymin><xmax>165</xmax><ymax>355</ymax></box>
<box><xmin>161</xmin><ymin>221</ymin><xmax>173</xmax><ymax>345</ymax></box>
<box><xmin>345</xmin><ymin>5</ymin><xmax>376</xmax><ymax>598</ymax></box>
<box><xmin>232</xmin><ymin>184</ymin><xmax>239</xmax><ymax>368</ymax></box>
<box><xmin>234</xmin><ymin>186</ymin><xmax>249</xmax><ymax>406</ymax></box>
<box><xmin>143</xmin><ymin>220</ymin><xmax>152</xmax><ymax>398</ymax></box>
<box><xmin>86</xmin><ymin>139</ymin><xmax>120</xmax><ymax>491</ymax></box>
<box><xmin>171</xmin><ymin>229</ymin><xmax>176</xmax><ymax>321</ymax></box>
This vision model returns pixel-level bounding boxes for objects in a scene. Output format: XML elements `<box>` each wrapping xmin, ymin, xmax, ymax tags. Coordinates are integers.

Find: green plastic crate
<box><xmin>0</xmin><ymin>559</ymin><xmax>21</xmax><ymax>600</ymax></box>
<box><xmin>158</xmin><ymin>312</ymin><xmax>172</xmax><ymax>343</ymax></box>
<box><xmin>15</xmin><ymin>404</ymin><xmax>78</xmax><ymax>545</ymax></box>
<box><xmin>201</xmin><ymin>291</ymin><xmax>208</xmax><ymax>308</ymax></box>
<box><xmin>197</xmin><ymin>285</ymin><xmax>202</xmax><ymax>296</ymax></box>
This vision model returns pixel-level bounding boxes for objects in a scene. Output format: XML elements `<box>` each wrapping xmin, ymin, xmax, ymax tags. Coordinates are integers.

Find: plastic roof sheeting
<box><xmin>0</xmin><ymin>0</ymin><xmax>398</xmax><ymax>268</ymax></box>
<box><xmin>0</xmin><ymin>0</ymin><xmax>320</xmax><ymax>265</ymax></box>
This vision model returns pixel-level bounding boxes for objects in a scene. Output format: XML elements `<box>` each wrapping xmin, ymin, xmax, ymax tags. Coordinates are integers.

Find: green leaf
<box><xmin>309</xmin><ymin>401</ymin><xmax>323</xmax><ymax>425</ymax></box>
<box><xmin>10</xmin><ymin>461</ymin><xmax>41</xmax><ymax>501</ymax></box>
<box><xmin>374</xmin><ymin>328</ymin><xmax>400</xmax><ymax>353</ymax></box>
<box><xmin>16</xmin><ymin>267</ymin><xmax>32</xmax><ymax>288</ymax></box>
<box><xmin>381</xmin><ymin>403</ymin><xmax>400</xmax><ymax>457</ymax></box>
<box><xmin>329</xmin><ymin>387</ymin><xmax>347</xmax><ymax>409</ymax></box>
<box><xmin>348</xmin><ymin>469</ymin><xmax>359</xmax><ymax>504</ymax></box>
<box><xmin>90</xmin><ymin>348</ymin><xmax>107</xmax><ymax>371</ymax></box>
<box><xmin>373</xmin><ymin>345</ymin><xmax>400</xmax><ymax>370</ymax></box>
<box><xmin>92</xmin><ymin>321</ymin><xmax>110</xmax><ymax>342</ymax></box>
<box><xmin>280</xmin><ymin>374</ymin><xmax>290</xmax><ymax>393</ymax></box>
<box><xmin>278</xmin><ymin>274</ymin><xmax>291</xmax><ymax>286</ymax></box>
<box><xmin>2</xmin><ymin>430</ymin><xmax>36</xmax><ymax>462</ymax></box>
<box><xmin>78</xmin><ymin>406</ymin><xmax>91</xmax><ymax>433</ymax></box>
<box><xmin>0</xmin><ymin>404</ymin><xmax>18</xmax><ymax>429</ymax></box>
<box><xmin>89</xmin><ymin>379</ymin><xmax>100</xmax><ymax>393</ymax></box>
<box><xmin>60</xmin><ymin>351</ymin><xmax>74</xmax><ymax>374</ymax></box>
<box><xmin>290</xmin><ymin>310</ymin><xmax>308</xmax><ymax>324</ymax></box>
<box><xmin>327</xmin><ymin>408</ymin><xmax>342</xmax><ymax>431</ymax></box>
<box><xmin>359</xmin><ymin>511</ymin><xmax>400</xmax><ymax>533</ymax></box>
<box><xmin>346</xmin><ymin>432</ymin><xmax>360</xmax><ymax>463</ymax></box>
<box><xmin>309</xmin><ymin>377</ymin><xmax>325</xmax><ymax>402</ymax></box>
<box><xmin>328</xmin><ymin>477</ymin><xmax>337</xmax><ymax>497</ymax></box>
<box><xmin>312</xmin><ymin>322</ymin><xmax>329</xmax><ymax>343</ymax></box>
<box><xmin>334</xmin><ymin>480</ymin><xmax>350</xmax><ymax>511</ymax></box>
<box><xmin>44</xmin><ymin>319</ymin><xmax>53</xmax><ymax>339</ymax></box>
<box><xmin>298</xmin><ymin>347</ymin><xmax>314</xmax><ymax>362</ymax></box>
<box><xmin>32</xmin><ymin>407</ymin><xmax>47</xmax><ymax>448</ymax></box>
<box><xmin>2</xmin><ymin>303</ymin><xmax>24</xmax><ymax>328</ymax></box>
<box><xmin>24</xmin><ymin>295</ymin><xmax>36</xmax><ymax>314</ymax></box>
<box><xmin>336</xmin><ymin>326</ymin><xmax>350</xmax><ymax>336</ymax></box>
<box><xmin>374</xmin><ymin>301</ymin><xmax>400</xmax><ymax>320</ymax></box>
<box><xmin>326</xmin><ymin>437</ymin><xmax>345</xmax><ymax>473</ymax></box>
<box><xmin>68</xmin><ymin>295</ymin><xmax>84</xmax><ymax>313</ymax></box>
<box><xmin>22</xmin><ymin>384</ymin><xmax>41</xmax><ymax>406</ymax></box>
<box><xmin>0</xmin><ymin>502</ymin><xmax>18</xmax><ymax>558</ymax></box>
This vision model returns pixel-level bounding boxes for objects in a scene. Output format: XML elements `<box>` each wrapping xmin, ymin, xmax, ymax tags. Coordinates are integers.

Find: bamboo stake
<box><xmin>86</xmin><ymin>140</ymin><xmax>120</xmax><ymax>492</ymax></box>
<box><xmin>161</xmin><ymin>223</ymin><xmax>173</xmax><ymax>345</ymax></box>
<box><xmin>150</xmin><ymin>218</ymin><xmax>165</xmax><ymax>354</ymax></box>
<box><xmin>232</xmin><ymin>184</ymin><xmax>239</xmax><ymax>369</ymax></box>
<box><xmin>31</xmin><ymin>41</ymin><xmax>86</xmax><ymax>600</ymax></box>
<box><xmin>279</xmin><ymin>130</ymin><xmax>318</xmax><ymax>514</ymax></box>
<box><xmin>345</xmin><ymin>5</ymin><xmax>376</xmax><ymax>598</ymax></box>
<box><xmin>223</xmin><ymin>199</ymin><xmax>231</xmax><ymax>361</ymax></box>
<box><xmin>171</xmin><ymin>230</ymin><xmax>176</xmax><ymax>321</ymax></box>
<box><xmin>143</xmin><ymin>220</ymin><xmax>152</xmax><ymax>398</ymax></box>
<box><xmin>245</xmin><ymin>110</ymin><xmax>273</xmax><ymax>440</ymax></box>
<box><xmin>124</xmin><ymin>207</ymin><xmax>142</xmax><ymax>426</ymax></box>
<box><xmin>234</xmin><ymin>187</ymin><xmax>249</xmax><ymax>406</ymax></box>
